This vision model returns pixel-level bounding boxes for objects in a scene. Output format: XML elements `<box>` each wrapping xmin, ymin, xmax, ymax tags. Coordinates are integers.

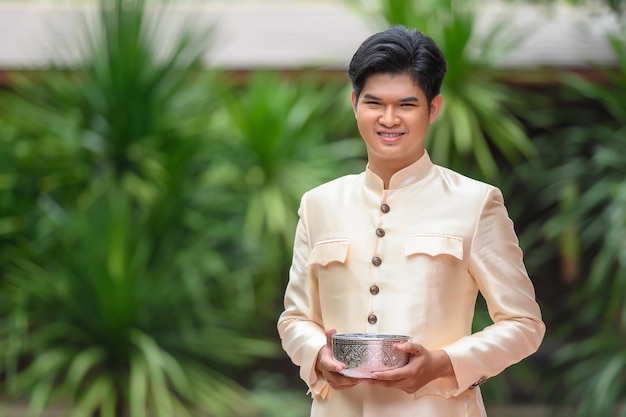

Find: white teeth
<box><xmin>379</xmin><ymin>132</ymin><xmax>401</xmax><ymax>138</ymax></box>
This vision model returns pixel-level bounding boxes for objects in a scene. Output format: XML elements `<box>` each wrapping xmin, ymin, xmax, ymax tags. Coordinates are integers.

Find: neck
<box><xmin>368</xmin><ymin>157</ymin><xmax>423</xmax><ymax>190</ymax></box>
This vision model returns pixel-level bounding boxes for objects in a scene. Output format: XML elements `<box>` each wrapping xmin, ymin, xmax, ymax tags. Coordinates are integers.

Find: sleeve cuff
<box><xmin>300</xmin><ymin>342</ymin><xmax>330</xmax><ymax>399</ymax></box>
<box><xmin>414</xmin><ymin>374</ymin><xmax>460</xmax><ymax>399</ymax></box>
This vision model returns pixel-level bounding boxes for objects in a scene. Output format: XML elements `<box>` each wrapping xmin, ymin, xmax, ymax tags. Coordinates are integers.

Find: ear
<box><xmin>351</xmin><ymin>90</ymin><xmax>358</xmax><ymax>113</ymax></box>
<box><xmin>429</xmin><ymin>94</ymin><xmax>443</xmax><ymax>124</ymax></box>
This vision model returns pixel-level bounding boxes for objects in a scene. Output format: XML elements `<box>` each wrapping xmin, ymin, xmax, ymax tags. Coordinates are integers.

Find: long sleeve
<box><xmin>277</xmin><ymin>198</ymin><xmax>329</xmax><ymax>397</ymax></box>
<box><xmin>442</xmin><ymin>187</ymin><xmax>546</xmax><ymax>394</ymax></box>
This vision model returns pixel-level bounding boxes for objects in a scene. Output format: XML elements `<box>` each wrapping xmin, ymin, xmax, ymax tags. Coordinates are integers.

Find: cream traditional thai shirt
<box><xmin>277</xmin><ymin>152</ymin><xmax>545</xmax><ymax>417</ymax></box>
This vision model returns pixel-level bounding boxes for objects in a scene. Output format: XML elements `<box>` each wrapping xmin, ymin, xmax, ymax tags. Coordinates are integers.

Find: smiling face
<box><xmin>352</xmin><ymin>72</ymin><xmax>442</xmax><ymax>184</ymax></box>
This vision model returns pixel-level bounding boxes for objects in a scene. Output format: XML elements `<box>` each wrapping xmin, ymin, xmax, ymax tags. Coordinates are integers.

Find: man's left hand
<box><xmin>367</xmin><ymin>342</ymin><xmax>455</xmax><ymax>394</ymax></box>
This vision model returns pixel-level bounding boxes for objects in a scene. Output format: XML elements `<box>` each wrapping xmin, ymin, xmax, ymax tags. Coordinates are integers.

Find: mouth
<box><xmin>378</xmin><ymin>132</ymin><xmax>404</xmax><ymax>143</ymax></box>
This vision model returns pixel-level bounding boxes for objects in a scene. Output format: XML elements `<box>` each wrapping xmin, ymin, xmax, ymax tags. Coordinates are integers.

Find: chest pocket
<box><xmin>306</xmin><ymin>239</ymin><xmax>350</xmax><ymax>267</ymax></box>
<box><xmin>404</xmin><ymin>234</ymin><xmax>464</xmax><ymax>260</ymax></box>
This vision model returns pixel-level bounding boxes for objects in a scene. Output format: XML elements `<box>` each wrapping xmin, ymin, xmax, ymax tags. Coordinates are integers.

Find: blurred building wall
<box><xmin>0</xmin><ymin>1</ymin><xmax>620</xmax><ymax>73</ymax></box>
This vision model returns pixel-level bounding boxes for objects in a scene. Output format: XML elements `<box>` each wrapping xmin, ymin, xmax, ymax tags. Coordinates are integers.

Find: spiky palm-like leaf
<box><xmin>515</xmin><ymin>31</ymin><xmax>626</xmax><ymax>416</ymax></box>
<box><xmin>0</xmin><ymin>0</ymin><xmax>279</xmax><ymax>415</ymax></box>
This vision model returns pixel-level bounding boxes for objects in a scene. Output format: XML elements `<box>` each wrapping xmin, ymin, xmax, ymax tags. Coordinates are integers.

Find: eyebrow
<box><xmin>362</xmin><ymin>93</ymin><xmax>419</xmax><ymax>103</ymax></box>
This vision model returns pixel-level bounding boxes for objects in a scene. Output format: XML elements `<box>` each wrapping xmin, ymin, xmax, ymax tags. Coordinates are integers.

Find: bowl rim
<box><xmin>332</xmin><ymin>332</ymin><xmax>410</xmax><ymax>341</ymax></box>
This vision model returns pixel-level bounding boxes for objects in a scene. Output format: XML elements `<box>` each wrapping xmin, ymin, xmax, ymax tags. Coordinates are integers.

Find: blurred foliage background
<box><xmin>0</xmin><ymin>0</ymin><xmax>624</xmax><ymax>416</ymax></box>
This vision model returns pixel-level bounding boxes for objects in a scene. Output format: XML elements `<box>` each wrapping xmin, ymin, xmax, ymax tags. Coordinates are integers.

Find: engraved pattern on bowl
<box><xmin>332</xmin><ymin>333</ymin><xmax>410</xmax><ymax>378</ymax></box>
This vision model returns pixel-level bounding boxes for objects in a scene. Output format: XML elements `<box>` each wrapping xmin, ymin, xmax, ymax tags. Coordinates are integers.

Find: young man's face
<box><xmin>351</xmin><ymin>72</ymin><xmax>442</xmax><ymax>178</ymax></box>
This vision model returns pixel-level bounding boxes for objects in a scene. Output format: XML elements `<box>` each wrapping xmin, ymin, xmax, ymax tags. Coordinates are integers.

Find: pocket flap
<box><xmin>405</xmin><ymin>234</ymin><xmax>464</xmax><ymax>260</ymax></box>
<box><xmin>307</xmin><ymin>239</ymin><xmax>350</xmax><ymax>267</ymax></box>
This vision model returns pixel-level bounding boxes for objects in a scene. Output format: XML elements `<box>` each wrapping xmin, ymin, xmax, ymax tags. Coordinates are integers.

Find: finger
<box><xmin>322</xmin><ymin>350</ymin><xmax>347</xmax><ymax>373</ymax></box>
<box><xmin>318</xmin><ymin>349</ymin><xmax>343</xmax><ymax>372</ymax></box>
<box><xmin>327</xmin><ymin>372</ymin><xmax>359</xmax><ymax>387</ymax></box>
<box><xmin>324</xmin><ymin>358</ymin><xmax>345</xmax><ymax>373</ymax></box>
<box><xmin>323</xmin><ymin>329</ymin><xmax>346</xmax><ymax>372</ymax></box>
<box><xmin>395</xmin><ymin>341</ymin><xmax>423</xmax><ymax>354</ymax></box>
<box><xmin>325</xmin><ymin>328</ymin><xmax>337</xmax><ymax>346</ymax></box>
<box><xmin>369</xmin><ymin>369</ymin><xmax>403</xmax><ymax>381</ymax></box>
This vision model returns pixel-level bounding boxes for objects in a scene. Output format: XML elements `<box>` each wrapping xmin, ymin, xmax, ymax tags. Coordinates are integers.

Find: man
<box><xmin>277</xmin><ymin>25</ymin><xmax>545</xmax><ymax>417</ymax></box>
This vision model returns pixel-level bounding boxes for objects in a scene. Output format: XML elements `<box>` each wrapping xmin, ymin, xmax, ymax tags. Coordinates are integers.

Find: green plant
<box><xmin>514</xmin><ymin>31</ymin><xmax>626</xmax><ymax>416</ymax></box>
<box><xmin>0</xmin><ymin>123</ymin><xmax>27</xmax><ymax>241</ymax></box>
<box><xmin>216</xmin><ymin>72</ymin><xmax>362</xmax><ymax>247</ymax></box>
<box><xmin>0</xmin><ymin>0</ymin><xmax>281</xmax><ymax>415</ymax></box>
<box><xmin>211</xmin><ymin>71</ymin><xmax>364</xmax><ymax>327</ymax></box>
<box><xmin>246</xmin><ymin>371</ymin><xmax>311</xmax><ymax>417</ymax></box>
<box><xmin>2</xmin><ymin>189</ymin><xmax>277</xmax><ymax>417</ymax></box>
<box><xmin>346</xmin><ymin>0</ymin><xmax>536</xmax><ymax>181</ymax></box>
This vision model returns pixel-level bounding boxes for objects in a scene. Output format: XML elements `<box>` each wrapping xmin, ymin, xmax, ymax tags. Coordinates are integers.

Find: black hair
<box><xmin>348</xmin><ymin>25</ymin><xmax>447</xmax><ymax>106</ymax></box>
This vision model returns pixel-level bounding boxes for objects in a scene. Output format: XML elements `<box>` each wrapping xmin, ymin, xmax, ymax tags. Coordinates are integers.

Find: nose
<box><xmin>379</xmin><ymin>106</ymin><xmax>399</xmax><ymax>127</ymax></box>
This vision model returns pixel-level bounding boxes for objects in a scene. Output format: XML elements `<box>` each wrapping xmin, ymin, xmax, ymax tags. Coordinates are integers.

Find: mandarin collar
<box><xmin>364</xmin><ymin>151</ymin><xmax>434</xmax><ymax>192</ymax></box>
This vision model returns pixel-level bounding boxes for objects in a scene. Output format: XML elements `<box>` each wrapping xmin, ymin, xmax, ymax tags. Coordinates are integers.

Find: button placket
<box><xmin>368</xmin><ymin>200</ymin><xmax>389</xmax><ymax>329</ymax></box>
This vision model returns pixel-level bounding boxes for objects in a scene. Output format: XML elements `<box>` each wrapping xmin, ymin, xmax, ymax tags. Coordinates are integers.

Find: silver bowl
<box><xmin>331</xmin><ymin>333</ymin><xmax>411</xmax><ymax>378</ymax></box>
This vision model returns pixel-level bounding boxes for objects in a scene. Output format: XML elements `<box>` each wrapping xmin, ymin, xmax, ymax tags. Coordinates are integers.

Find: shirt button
<box><xmin>375</xmin><ymin>228</ymin><xmax>385</xmax><ymax>237</ymax></box>
<box><xmin>369</xmin><ymin>285</ymin><xmax>380</xmax><ymax>295</ymax></box>
<box><xmin>371</xmin><ymin>256</ymin><xmax>382</xmax><ymax>266</ymax></box>
<box><xmin>367</xmin><ymin>314</ymin><xmax>378</xmax><ymax>324</ymax></box>
<box><xmin>380</xmin><ymin>203</ymin><xmax>390</xmax><ymax>213</ymax></box>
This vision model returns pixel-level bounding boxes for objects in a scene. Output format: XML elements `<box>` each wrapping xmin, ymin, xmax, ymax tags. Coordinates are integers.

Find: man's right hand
<box><xmin>315</xmin><ymin>328</ymin><xmax>364</xmax><ymax>390</ymax></box>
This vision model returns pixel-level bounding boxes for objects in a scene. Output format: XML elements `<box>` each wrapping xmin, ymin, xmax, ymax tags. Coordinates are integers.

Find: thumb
<box><xmin>325</xmin><ymin>328</ymin><xmax>337</xmax><ymax>346</ymax></box>
<box><xmin>396</xmin><ymin>341</ymin><xmax>423</xmax><ymax>354</ymax></box>
<box><xmin>324</xmin><ymin>329</ymin><xmax>346</xmax><ymax>371</ymax></box>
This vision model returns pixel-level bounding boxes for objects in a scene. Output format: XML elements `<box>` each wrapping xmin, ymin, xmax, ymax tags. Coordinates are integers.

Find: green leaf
<box><xmin>64</xmin><ymin>347</ymin><xmax>107</xmax><ymax>396</ymax></box>
<box><xmin>129</xmin><ymin>355</ymin><xmax>148</xmax><ymax>417</ymax></box>
<box><xmin>70</xmin><ymin>376</ymin><xmax>115</xmax><ymax>417</ymax></box>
